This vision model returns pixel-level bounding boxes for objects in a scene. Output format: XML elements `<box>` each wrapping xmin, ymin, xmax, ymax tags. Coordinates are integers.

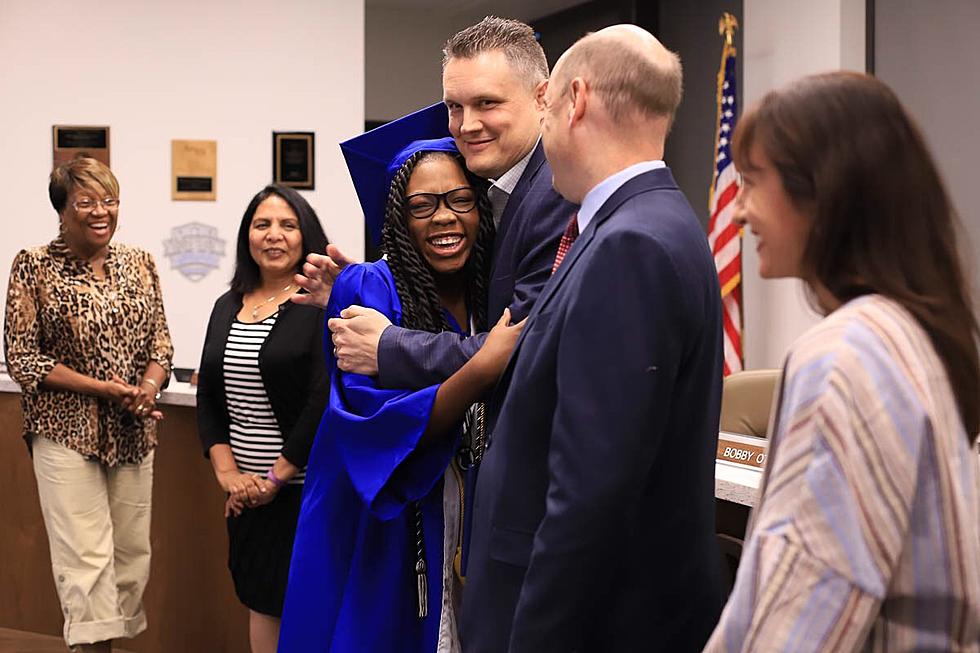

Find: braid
<box><xmin>464</xmin><ymin>175</ymin><xmax>495</xmax><ymax>332</ymax></box>
<box><xmin>382</xmin><ymin>152</ymin><xmax>453</xmax><ymax>333</ymax></box>
<box><xmin>382</xmin><ymin>152</ymin><xmax>495</xmax><ymax>335</ymax></box>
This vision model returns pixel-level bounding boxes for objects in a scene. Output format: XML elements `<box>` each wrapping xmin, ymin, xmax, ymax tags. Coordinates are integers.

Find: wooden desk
<box><xmin>0</xmin><ymin>381</ymin><xmax>248</xmax><ymax>653</ymax></box>
<box><xmin>0</xmin><ymin>627</ymin><xmax>135</xmax><ymax>653</ymax></box>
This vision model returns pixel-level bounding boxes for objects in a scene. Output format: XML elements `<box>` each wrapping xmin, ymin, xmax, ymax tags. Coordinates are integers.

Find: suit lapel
<box><xmin>527</xmin><ymin>167</ymin><xmax>678</xmax><ymax>318</ymax></box>
<box><xmin>491</xmin><ymin>167</ymin><xmax>679</xmax><ymax>408</ymax></box>
<box><xmin>494</xmin><ymin>142</ymin><xmax>547</xmax><ymax>249</ymax></box>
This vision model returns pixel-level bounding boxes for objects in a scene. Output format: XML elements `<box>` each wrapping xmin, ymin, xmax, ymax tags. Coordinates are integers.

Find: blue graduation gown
<box><xmin>279</xmin><ymin>260</ymin><xmax>461</xmax><ymax>653</ymax></box>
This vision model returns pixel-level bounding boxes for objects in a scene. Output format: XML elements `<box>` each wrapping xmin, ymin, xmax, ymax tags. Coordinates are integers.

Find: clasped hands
<box><xmin>102</xmin><ymin>375</ymin><xmax>163</xmax><ymax>421</ymax></box>
<box><xmin>218</xmin><ymin>471</ymin><xmax>279</xmax><ymax>517</ymax></box>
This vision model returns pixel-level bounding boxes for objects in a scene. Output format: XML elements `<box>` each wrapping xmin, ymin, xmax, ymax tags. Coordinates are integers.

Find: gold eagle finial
<box><xmin>719</xmin><ymin>12</ymin><xmax>739</xmax><ymax>46</ymax></box>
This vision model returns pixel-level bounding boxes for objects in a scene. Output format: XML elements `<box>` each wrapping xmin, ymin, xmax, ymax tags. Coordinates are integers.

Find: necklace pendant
<box><xmin>250</xmin><ymin>283</ymin><xmax>292</xmax><ymax>321</ymax></box>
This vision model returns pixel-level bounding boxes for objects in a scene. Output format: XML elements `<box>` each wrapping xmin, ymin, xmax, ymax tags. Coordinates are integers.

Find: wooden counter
<box><xmin>0</xmin><ymin>373</ymin><xmax>761</xmax><ymax>647</ymax></box>
<box><xmin>0</xmin><ymin>385</ymin><xmax>249</xmax><ymax>653</ymax></box>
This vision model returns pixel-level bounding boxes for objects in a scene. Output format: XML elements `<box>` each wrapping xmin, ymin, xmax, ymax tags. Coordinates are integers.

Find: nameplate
<box><xmin>716</xmin><ymin>431</ymin><xmax>768</xmax><ymax>469</ymax></box>
<box><xmin>176</xmin><ymin>176</ymin><xmax>213</xmax><ymax>192</ymax></box>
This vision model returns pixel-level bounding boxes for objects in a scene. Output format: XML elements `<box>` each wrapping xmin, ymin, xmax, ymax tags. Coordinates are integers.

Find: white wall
<box><xmin>875</xmin><ymin>0</ymin><xmax>980</xmax><ymax>307</ymax></box>
<box><xmin>0</xmin><ymin>0</ymin><xmax>364</xmax><ymax>370</ymax></box>
<box><xmin>740</xmin><ymin>0</ymin><xmax>865</xmax><ymax>368</ymax></box>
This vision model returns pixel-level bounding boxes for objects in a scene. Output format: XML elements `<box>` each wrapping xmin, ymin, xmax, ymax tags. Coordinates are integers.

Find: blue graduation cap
<box><xmin>340</xmin><ymin>103</ymin><xmax>456</xmax><ymax>245</ymax></box>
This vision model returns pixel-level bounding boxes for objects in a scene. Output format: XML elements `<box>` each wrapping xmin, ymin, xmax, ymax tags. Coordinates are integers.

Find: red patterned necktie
<box><xmin>551</xmin><ymin>213</ymin><xmax>580</xmax><ymax>275</ymax></box>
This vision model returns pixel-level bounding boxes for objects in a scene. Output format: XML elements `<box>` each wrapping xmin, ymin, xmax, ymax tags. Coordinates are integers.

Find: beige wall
<box><xmin>0</xmin><ymin>0</ymin><xmax>364</xmax><ymax>370</ymax></box>
<box><xmin>740</xmin><ymin>0</ymin><xmax>865</xmax><ymax>369</ymax></box>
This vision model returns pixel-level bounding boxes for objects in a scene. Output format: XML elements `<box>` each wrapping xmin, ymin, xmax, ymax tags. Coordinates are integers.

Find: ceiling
<box><xmin>365</xmin><ymin>0</ymin><xmax>589</xmax><ymax>23</ymax></box>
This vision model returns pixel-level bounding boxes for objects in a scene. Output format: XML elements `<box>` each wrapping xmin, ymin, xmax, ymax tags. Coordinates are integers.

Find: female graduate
<box><xmin>278</xmin><ymin>135</ymin><xmax>520</xmax><ymax>653</ymax></box>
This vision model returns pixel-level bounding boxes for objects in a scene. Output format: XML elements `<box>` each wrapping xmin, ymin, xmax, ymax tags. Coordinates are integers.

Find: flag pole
<box><xmin>707</xmin><ymin>12</ymin><xmax>743</xmax><ymax>375</ymax></box>
<box><xmin>718</xmin><ymin>12</ymin><xmax>743</xmax><ymax>368</ymax></box>
<box><xmin>708</xmin><ymin>13</ymin><xmax>738</xmax><ymax>213</ymax></box>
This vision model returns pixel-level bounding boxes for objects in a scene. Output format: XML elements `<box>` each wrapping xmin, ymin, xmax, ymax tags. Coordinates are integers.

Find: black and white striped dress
<box><xmin>223</xmin><ymin>314</ymin><xmax>304</xmax><ymax>484</ymax></box>
<box><xmin>221</xmin><ymin>312</ymin><xmax>307</xmax><ymax>616</ymax></box>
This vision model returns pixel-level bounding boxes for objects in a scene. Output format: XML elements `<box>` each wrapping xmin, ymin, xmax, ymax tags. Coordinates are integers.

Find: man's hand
<box><xmin>291</xmin><ymin>244</ymin><xmax>356</xmax><ymax>309</ymax></box>
<box><xmin>328</xmin><ymin>305</ymin><xmax>393</xmax><ymax>375</ymax></box>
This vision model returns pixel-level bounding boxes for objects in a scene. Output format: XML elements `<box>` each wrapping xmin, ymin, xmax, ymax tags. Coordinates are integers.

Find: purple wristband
<box><xmin>266</xmin><ymin>469</ymin><xmax>285</xmax><ymax>488</ymax></box>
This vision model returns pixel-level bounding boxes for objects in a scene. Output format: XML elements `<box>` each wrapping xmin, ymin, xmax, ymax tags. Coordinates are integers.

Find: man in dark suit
<box><xmin>460</xmin><ymin>25</ymin><xmax>726</xmax><ymax>652</ymax></box>
<box><xmin>322</xmin><ymin>17</ymin><xmax>574</xmax><ymax>382</ymax></box>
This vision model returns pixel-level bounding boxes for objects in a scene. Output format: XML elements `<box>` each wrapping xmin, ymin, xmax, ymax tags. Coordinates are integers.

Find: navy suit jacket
<box><xmin>459</xmin><ymin>167</ymin><xmax>726</xmax><ymax>653</ymax></box>
<box><xmin>375</xmin><ymin>141</ymin><xmax>575</xmax><ymax>389</ymax></box>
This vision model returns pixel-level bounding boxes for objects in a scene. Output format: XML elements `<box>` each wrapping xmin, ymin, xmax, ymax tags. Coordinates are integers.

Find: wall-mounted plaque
<box><xmin>53</xmin><ymin>125</ymin><xmax>110</xmax><ymax>168</ymax></box>
<box><xmin>273</xmin><ymin>132</ymin><xmax>314</xmax><ymax>190</ymax></box>
<box><xmin>172</xmin><ymin>140</ymin><xmax>217</xmax><ymax>201</ymax></box>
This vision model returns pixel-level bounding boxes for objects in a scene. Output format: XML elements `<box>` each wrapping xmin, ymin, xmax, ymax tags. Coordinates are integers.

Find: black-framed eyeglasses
<box><xmin>405</xmin><ymin>186</ymin><xmax>476</xmax><ymax>219</ymax></box>
<box><xmin>73</xmin><ymin>197</ymin><xmax>120</xmax><ymax>213</ymax></box>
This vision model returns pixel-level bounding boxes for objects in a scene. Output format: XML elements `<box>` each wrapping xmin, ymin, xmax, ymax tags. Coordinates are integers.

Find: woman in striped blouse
<box><xmin>196</xmin><ymin>185</ymin><xmax>329</xmax><ymax>653</ymax></box>
<box><xmin>705</xmin><ymin>72</ymin><xmax>980</xmax><ymax>651</ymax></box>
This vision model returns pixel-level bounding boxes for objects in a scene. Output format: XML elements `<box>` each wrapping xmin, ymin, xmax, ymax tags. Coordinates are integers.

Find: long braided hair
<box><xmin>381</xmin><ymin>150</ymin><xmax>495</xmax><ymax>335</ymax></box>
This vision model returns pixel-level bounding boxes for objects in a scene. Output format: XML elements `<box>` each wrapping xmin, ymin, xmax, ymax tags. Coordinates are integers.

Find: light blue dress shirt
<box><xmin>577</xmin><ymin>160</ymin><xmax>666</xmax><ymax>233</ymax></box>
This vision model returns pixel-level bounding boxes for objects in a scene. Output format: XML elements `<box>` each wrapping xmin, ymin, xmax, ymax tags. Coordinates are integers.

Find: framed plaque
<box><xmin>171</xmin><ymin>140</ymin><xmax>217</xmax><ymax>201</ymax></box>
<box><xmin>53</xmin><ymin>125</ymin><xmax>110</xmax><ymax>168</ymax></box>
<box><xmin>273</xmin><ymin>131</ymin><xmax>314</xmax><ymax>190</ymax></box>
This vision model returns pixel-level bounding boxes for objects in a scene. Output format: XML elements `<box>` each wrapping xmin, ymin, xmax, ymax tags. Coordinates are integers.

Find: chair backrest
<box><xmin>720</xmin><ymin>369</ymin><xmax>781</xmax><ymax>438</ymax></box>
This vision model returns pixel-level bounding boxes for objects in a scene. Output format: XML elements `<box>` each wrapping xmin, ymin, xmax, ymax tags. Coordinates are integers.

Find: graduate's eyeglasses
<box><xmin>73</xmin><ymin>197</ymin><xmax>120</xmax><ymax>213</ymax></box>
<box><xmin>405</xmin><ymin>187</ymin><xmax>476</xmax><ymax>219</ymax></box>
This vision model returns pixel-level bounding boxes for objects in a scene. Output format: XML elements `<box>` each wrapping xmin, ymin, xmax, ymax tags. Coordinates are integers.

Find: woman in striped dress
<box><xmin>705</xmin><ymin>72</ymin><xmax>980</xmax><ymax>651</ymax></box>
<box><xmin>196</xmin><ymin>184</ymin><xmax>330</xmax><ymax>653</ymax></box>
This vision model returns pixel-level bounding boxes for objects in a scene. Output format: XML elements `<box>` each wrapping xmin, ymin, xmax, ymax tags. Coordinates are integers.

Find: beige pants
<box><xmin>31</xmin><ymin>436</ymin><xmax>153</xmax><ymax>646</ymax></box>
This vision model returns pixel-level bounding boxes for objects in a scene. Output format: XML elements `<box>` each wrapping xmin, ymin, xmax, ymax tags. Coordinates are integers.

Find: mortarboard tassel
<box><xmin>414</xmin><ymin>502</ymin><xmax>428</xmax><ymax>618</ymax></box>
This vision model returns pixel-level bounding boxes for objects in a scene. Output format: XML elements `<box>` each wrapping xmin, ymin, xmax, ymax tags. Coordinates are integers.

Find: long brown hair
<box><xmin>733</xmin><ymin>71</ymin><xmax>979</xmax><ymax>442</ymax></box>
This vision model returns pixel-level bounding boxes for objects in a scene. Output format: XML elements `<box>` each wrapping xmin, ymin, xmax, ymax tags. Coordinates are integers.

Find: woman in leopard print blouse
<box><xmin>3</xmin><ymin>157</ymin><xmax>173</xmax><ymax>653</ymax></box>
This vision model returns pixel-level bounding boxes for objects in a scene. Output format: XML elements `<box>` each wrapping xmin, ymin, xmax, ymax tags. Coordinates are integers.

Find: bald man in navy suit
<box><xmin>460</xmin><ymin>26</ymin><xmax>726</xmax><ymax>653</ymax></box>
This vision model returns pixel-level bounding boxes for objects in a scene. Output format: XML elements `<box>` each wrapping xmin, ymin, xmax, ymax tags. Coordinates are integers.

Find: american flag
<box><xmin>707</xmin><ymin>20</ymin><xmax>742</xmax><ymax>376</ymax></box>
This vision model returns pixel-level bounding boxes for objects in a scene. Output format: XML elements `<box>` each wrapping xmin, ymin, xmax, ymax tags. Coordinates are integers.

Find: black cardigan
<box><xmin>195</xmin><ymin>290</ymin><xmax>328</xmax><ymax>468</ymax></box>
